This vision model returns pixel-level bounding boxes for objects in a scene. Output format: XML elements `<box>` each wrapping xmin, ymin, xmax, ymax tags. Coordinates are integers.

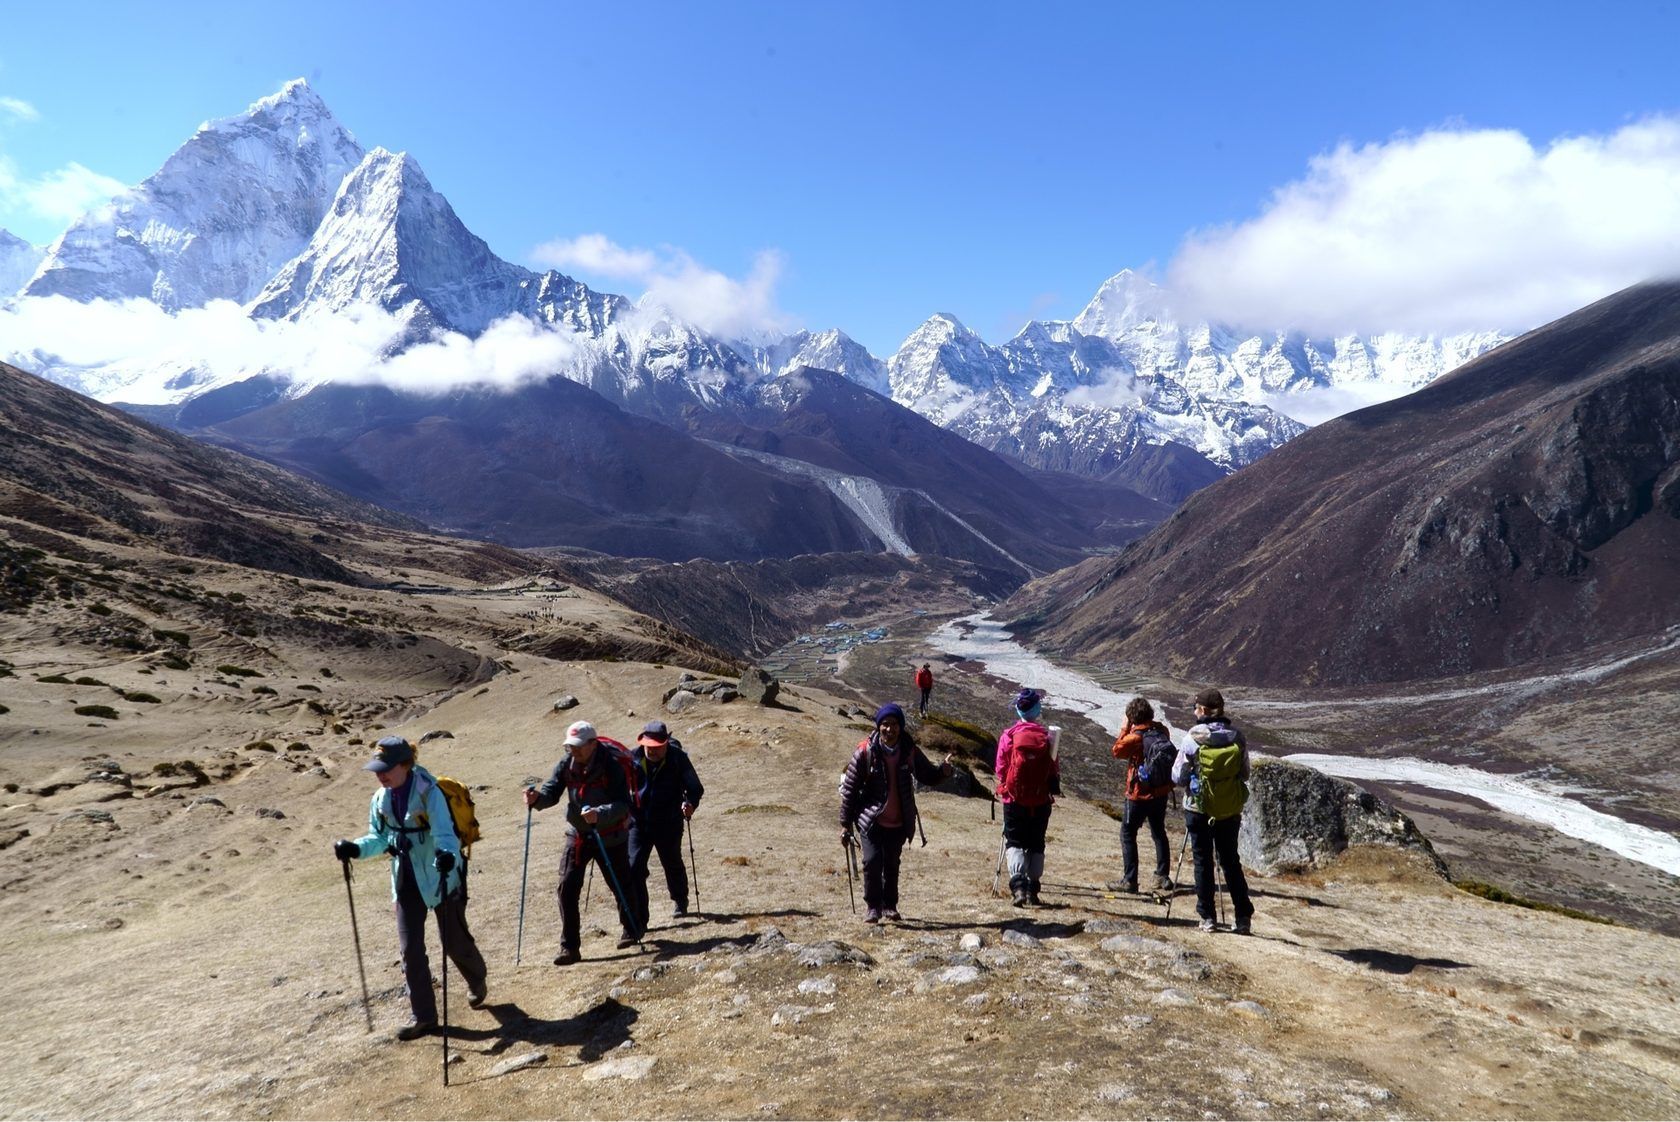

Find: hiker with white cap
<box><xmin>627</xmin><ymin>720</ymin><xmax>705</xmax><ymax>928</ymax></box>
<box><xmin>524</xmin><ymin>720</ymin><xmax>638</xmax><ymax>963</ymax></box>
<box><xmin>332</xmin><ymin>736</ymin><xmax>488</xmax><ymax>1039</ymax></box>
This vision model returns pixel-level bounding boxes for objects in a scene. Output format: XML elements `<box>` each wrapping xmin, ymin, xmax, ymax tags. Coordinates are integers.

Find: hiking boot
<box><xmin>553</xmin><ymin>948</ymin><xmax>581</xmax><ymax>966</ymax></box>
<box><xmin>395</xmin><ymin>1020</ymin><xmax>437</xmax><ymax>1041</ymax></box>
<box><xmin>1197</xmin><ymin>918</ymin><xmax>1217</xmax><ymax>933</ymax></box>
<box><xmin>616</xmin><ymin>931</ymin><xmax>639</xmax><ymax>949</ymax></box>
<box><xmin>1153</xmin><ymin>874</ymin><xmax>1174</xmax><ymax>891</ymax></box>
<box><xmin>467</xmin><ymin>984</ymin><xmax>488</xmax><ymax>1009</ymax></box>
<box><xmin>1029</xmin><ymin>891</ymin><xmax>1046</xmax><ymax>907</ymax></box>
<box><xmin>882</xmin><ymin>908</ymin><xmax>902</xmax><ymax>922</ymax></box>
<box><xmin>1105</xmin><ymin>879</ymin><xmax>1138</xmax><ymax>894</ymax></box>
<box><xmin>864</xmin><ymin>909</ymin><xmax>882</xmax><ymax>924</ymax></box>
<box><xmin>1011</xmin><ymin>889</ymin><xmax>1029</xmax><ymax>908</ymax></box>
<box><xmin>1231</xmin><ymin>917</ymin><xmax>1252</xmax><ymax>936</ymax></box>
<box><xmin>672</xmin><ymin>903</ymin><xmax>688</xmax><ymax>918</ymax></box>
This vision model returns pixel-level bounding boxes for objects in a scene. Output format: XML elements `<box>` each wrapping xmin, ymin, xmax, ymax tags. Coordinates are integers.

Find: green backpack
<box><xmin>1193</xmin><ymin>743</ymin><xmax>1248</xmax><ymax>821</ymax></box>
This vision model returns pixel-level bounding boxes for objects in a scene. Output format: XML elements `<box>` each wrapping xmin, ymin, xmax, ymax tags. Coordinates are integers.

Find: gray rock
<box><xmin>958</xmin><ymin>933</ymin><xmax>984</xmax><ymax>952</ymax></box>
<box><xmin>1083</xmin><ymin>918</ymin><xmax>1137</xmax><ymax>935</ymax></box>
<box><xmin>188</xmin><ymin>796</ymin><xmax>227</xmax><ymax>809</ymax></box>
<box><xmin>770</xmin><ymin>1002</ymin><xmax>834</xmax><ymax>1026</ymax></box>
<box><xmin>713</xmin><ymin>969</ymin><xmax>740</xmax><ymax>985</ymax></box>
<box><xmin>1154</xmin><ymin>987</ymin><xmax>1195</xmax><ymax>1006</ymax></box>
<box><xmin>737</xmin><ymin>668</ymin><xmax>780</xmax><ymax>707</ymax></box>
<box><xmin>946</xmin><ymin>953</ymin><xmax>980</xmax><ymax>969</ymax></box>
<box><xmin>961</xmin><ymin>992</ymin><xmax>990</xmax><ymax>1008</ymax></box>
<box><xmin>489</xmin><ymin>1051</ymin><xmax>548</xmax><ymax>1076</ymax></box>
<box><xmin>55</xmin><ymin>809</ymin><xmax>116</xmax><ymax>829</ymax></box>
<box><xmin>1096</xmin><ymin>1084</ymin><xmax>1135</xmax><ymax>1104</ymax></box>
<box><xmin>551</xmin><ymin>695</ymin><xmax>579</xmax><ymax>712</ymax></box>
<box><xmin>255</xmin><ymin>807</ymin><xmax>286</xmax><ymax>820</ymax></box>
<box><xmin>581</xmin><ymin>1054</ymin><xmax>657</xmax><ymax>1081</ymax></box>
<box><xmin>934</xmin><ymin>965</ymin><xmax>982</xmax><ymax>986</ymax></box>
<box><xmin>1240</xmin><ymin>758</ymin><xmax>1447</xmax><ymax>876</ymax></box>
<box><xmin>1001</xmin><ymin>929</ymin><xmax>1042</xmax><ymax>949</ymax></box>
<box><xmin>680</xmin><ymin>672</ymin><xmax>697</xmax><ymax>683</ymax></box>
<box><xmin>797</xmin><ymin>975</ymin><xmax>837</xmax><ymax>996</ymax></box>
<box><xmin>1100</xmin><ymin>934</ymin><xmax>1177</xmax><ymax>956</ymax></box>
<box><xmin>1227</xmin><ymin>999</ymin><xmax>1271</xmax><ymax>1019</ymax></box>
<box><xmin>978</xmin><ymin>950</ymin><xmax>1017</xmax><ymax>970</ymax></box>
<box><xmin>665</xmin><ymin>690</ymin><xmax>702</xmax><ymax>714</ymax></box>
<box><xmin>419</xmin><ymin>730</ymin><xmax>453</xmax><ymax>743</ymax></box>
<box><xmin>1168</xmin><ymin>951</ymin><xmax>1213</xmax><ymax>981</ymax></box>
<box><xmin>794</xmin><ymin>940</ymin><xmax>874</xmax><ymax>968</ymax></box>
<box><xmin>1122</xmin><ymin>1014</ymin><xmax>1155</xmax><ymax>1030</ymax></box>
<box><xmin>714</xmin><ymin>686</ymin><xmax>739</xmax><ymax>703</ymax></box>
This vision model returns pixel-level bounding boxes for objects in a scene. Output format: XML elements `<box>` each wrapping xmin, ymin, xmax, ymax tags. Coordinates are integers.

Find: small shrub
<box><xmin>1454</xmin><ymin>880</ymin><xmax>1615</xmax><ymax>925</ymax></box>
<box><xmin>295</xmin><ymin>683</ymin><xmax>321</xmax><ymax>693</ymax></box>
<box><xmin>89</xmin><ymin>602</ymin><xmax>113</xmax><ymax>616</ymax></box>
<box><xmin>251</xmin><ymin>685</ymin><xmax>277</xmax><ymax>696</ymax></box>
<box><xmin>723</xmin><ymin>804</ymin><xmax>796</xmax><ymax>816</ymax></box>
<box><xmin>0</xmin><ymin>703</ymin><xmax>8</xmax><ymax>715</ymax></box>
<box><xmin>285</xmin><ymin>741</ymin><xmax>310</xmax><ymax>753</ymax></box>
<box><xmin>226</xmin><ymin>591</ymin><xmax>246</xmax><ymax>603</ymax></box>
<box><xmin>307</xmin><ymin>700</ymin><xmax>331</xmax><ymax>716</ymax></box>
<box><xmin>74</xmin><ymin>704</ymin><xmax>120</xmax><ymax>720</ymax></box>
<box><xmin>216</xmin><ymin>665</ymin><xmax>263</xmax><ymax>678</ymax></box>
<box><xmin>243</xmin><ymin>740</ymin><xmax>277</xmax><ymax>753</ymax></box>
<box><xmin>37</xmin><ymin>674</ymin><xmax>72</xmax><ymax>684</ymax></box>
<box><xmin>152</xmin><ymin>629</ymin><xmax>191</xmax><ymax>647</ymax></box>
<box><xmin>347</xmin><ymin>737</ymin><xmax>363</xmax><ymax>746</ymax></box>
<box><xmin>331</xmin><ymin>722</ymin><xmax>348</xmax><ymax>734</ymax></box>
<box><xmin>319</xmin><ymin>667</ymin><xmax>334</xmax><ymax>678</ymax></box>
<box><xmin>74</xmin><ymin>676</ymin><xmax>107</xmax><ymax>687</ymax></box>
<box><xmin>233</xmin><ymin>625</ymin><xmax>258</xmax><ymax>638</ymax></box>
<box><xmin>121</xmin><ymin>691</ymin><xmax>161</xmax><ymax>704</ymax></box>
<box><xmin>109</xmin><ymin>635</ymin><xmax>146</xmax><ymax>651</ymax></box>
<box><xmin>161</xmin><ymin>654</ymin><xmax>191</xmax><ymax>671</ymax></box>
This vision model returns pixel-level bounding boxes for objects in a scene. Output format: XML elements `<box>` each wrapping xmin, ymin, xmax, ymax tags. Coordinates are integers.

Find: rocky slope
<box><xmin>1005</xmin><ymin>281</ymin><xmax>1680</xmax><ymax>687</ymax></box>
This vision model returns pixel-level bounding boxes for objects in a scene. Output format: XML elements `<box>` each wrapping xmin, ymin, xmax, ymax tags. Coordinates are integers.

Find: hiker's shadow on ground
<box><xmin>685</xmin><ymin>907</ymin><xmax>821</xmax><ymax>927</ymax></box>
<box><xmin>1330</xmin><ymin>947</ymin><xmax>1472</xmax><ymax>974</ymax></box>
<box><xmin>445</xmin><ymin>997</ymin><xmax>637</xmax><ymax>1074</ymax></box>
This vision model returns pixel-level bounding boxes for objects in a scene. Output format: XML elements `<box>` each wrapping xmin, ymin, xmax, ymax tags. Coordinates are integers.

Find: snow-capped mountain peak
<box><xmin>25</xmin><ymin>79</ymin><xmax>364</xmax><ymax>310</ymax></box>
<box><xmin>1071</xmin><ymin>269</ymin><xmax>1172</xmax><ymax>339</ymax></box>
<box><xmin>0</xmin><ymin>228</ymin><xmax>44</xmax><ymax>296</ymax></box>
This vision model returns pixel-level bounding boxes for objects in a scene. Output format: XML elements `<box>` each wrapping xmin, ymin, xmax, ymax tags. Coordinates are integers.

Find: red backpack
<box><xmin>597</xmin><ymin>735</ymin><xmax>642</xmax><ymax>813</ymax></box>
<box><xmin>1002</xmin><ymin>723</ymin><xmax>1055</xmax><ymax>804</ymax></box>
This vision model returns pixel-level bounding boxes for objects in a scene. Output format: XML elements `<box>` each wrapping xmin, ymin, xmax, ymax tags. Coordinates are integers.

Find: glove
<box><xmin>333</xmin><ymin>839</ymin><xmax>358</xmax><ymax>862</ymax></box>
<box><xmin>434</xmin><ymin>851</ymin><xmax>456</xmax><ymax>875</ymax></box>
<box><xmin>1049</xmin><ymin>774</ymin><xmax>1063</xmax><ymax>798</ymax></box>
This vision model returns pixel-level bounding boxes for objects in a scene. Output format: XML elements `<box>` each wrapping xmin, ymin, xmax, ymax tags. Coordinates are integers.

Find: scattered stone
<box><xmin>1122</xmin><ymin>1014</ymin><xmax>1154</xmax><ymax>1030</ymax></box>
<box><xmin>714</xmin><ymin>687</ymin><xmax>739</xmax><ymax>703</ymax></box>
<box><xmin>1101</xmin><ymin>934</ymin><xmax>1177</xmax><ymax>957</ymax></box>
<box><xmin>959</xmin><ymin>933</ymin><xmax>984</xmax><ymax>952</ymax></box>
<box><xmin>961</xmin><ymin>992</ymin><xmax>990</xmax><ymax>1008</ymax></box>
<box><xmin>771</xmin><ymin>1003</ymin><xmax>834</xmax><ymax>1027</ymax></box>
<box><xmin>54</xmin><ymin>809</ymin><xmax>116</xmax><ymax>831</ymax></box>
<box><xmin>1169</xmin><ymin>951</ymin><xmax>1213</xmax><ymax>982</ymax></box>
<box><xmin>188</xmin><ymin>796</ymin><xmax>227</xmax><ymax>809</ymax></box>
<box><xmin>632</xmin><ymin>965</ymin><xmax>667</xmax><ymax>982</ymax></box>
<box><xmin>713</xmin><ymin>969</ymin><xmax>740</xmax><ymax>985</ymax></box>
<box><xmin>419</xmin><ymin>730</ymin><xmax>453</xmax><ymax>744</ymax></box>
<box><xmin>552</xmin><ymin>696</ymin><xmax>579</xmax><ymax>712</ymax></box>
<box><xmin>1083</xmin><ymin>918</ymin><xmax>1136</xmax><ymax>935</ymax></box>
<box><xmin>1227</xmin><ymin>1000</ymin><xmax>1272</xmax><ymax>1019</ymax></box>
<box><xmin>489</xmin><ymin>1051</ymin><xmax>548</xmax><ymax>1076</ymax></box>
<box><xmin>933</xmin><ymin>965</ymin><xmax>983</xmax><ymax>987</ymax></box>
<box><xmin>680</xmin><ymin>672</ymin><xmax>697</xmax><ymax>683</ymax></box>
<box><xmin>1002</xmin><ymin>929</ymin><xmax>1042</xmax><ymax>949</ymax></box>
<box><xmin>1154</xmin><ymin>988</ymin><xmax>1195</xmax><ymax>1007</ymax></box>
<box><xmin>1096</xmin><ymin>1084</ymin><xmax>1135</xmax><ymax>1104</ymax></box>
<box><xmin>749</xmin><ymin>927</ymin><xmax>790</xmax><ymax>953</ymax></box>
<box><xmin>581</xmin><ymin>1054</ymin><xmax>657</xmax><ymax>1082</ymax></box>
<box><xmin>794</xmin><ymin>940</ymin><xmax>874</xmax><ymax>968</ymax></box>
<box><xmin>978</xmin><ymin>950</ymin><xmax>1017</xmax><ymax>970</ymax></box>
<box><xmin>665</xmin><ymin>690</ymin><xmax>702</xmax><ymax>714</ymax></box>
<box><xmin>797</xmin><ymin>976</ymin><xmax>837</xmax><ymax>996</ymax></box>
<box><xmin>946</xmin><ymin>953</ymin><xmax>980</xmax><ymax>969</ymax></box>
<box><xmin>255</xmin><ymin>807</ymin><xmax>287</xmax><ymax>820</ymax></box>
<box><xmin>1241</xmin><ymin>758</ymin><xmax>1447</xmax><ymax>875</ymax></box>
<box><xmin>737</xmin><ymin>668</ymin><xmax>780</xmax><ymax>707</ymax></box>
<box><xmin>731</xmin><ymin>993</ymin><xmax>751</xmax><ymax>1006</ymax></box>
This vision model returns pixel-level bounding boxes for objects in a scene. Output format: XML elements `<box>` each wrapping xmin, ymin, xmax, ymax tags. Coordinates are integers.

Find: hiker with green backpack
<box><xmin>1172</xmin><ymin>689</ymin><xmax>1254</xmax><ymax>934</ymax></box>
<box><xmin>332</xmin><ymin>736</ymin><xmax>489</xmax><ymax>1040</ymax></box>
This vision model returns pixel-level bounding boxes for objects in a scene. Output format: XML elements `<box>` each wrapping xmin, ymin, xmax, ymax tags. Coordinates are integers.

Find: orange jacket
<box><xmin>1111</xmin><ymin>720</ymin><xmax>1173</xmax><ymax>801</ymax></box>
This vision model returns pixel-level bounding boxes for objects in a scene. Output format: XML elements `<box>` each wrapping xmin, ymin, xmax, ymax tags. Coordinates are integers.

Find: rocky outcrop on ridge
<box><xmin>1240</xmin><ymin>758</ymin><xmax>1446</xmax><ymax>876</ymax></box>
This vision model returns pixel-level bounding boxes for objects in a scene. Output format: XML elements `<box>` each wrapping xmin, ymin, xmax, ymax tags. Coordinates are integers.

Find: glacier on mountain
<box><xmin>0</xmin><ymin>230</ymin><xmax>43</xmax><ymax>296</ymax></box>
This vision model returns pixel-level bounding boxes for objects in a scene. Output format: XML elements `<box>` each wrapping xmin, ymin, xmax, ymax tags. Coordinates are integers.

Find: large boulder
<box><xmin>737</xmin><ymin>668</ymin><xmax>780</xmax><ymax>707</ymax></box>
<box><xmin>1238</xmin><ymin>758</ymin><xmax>1446</xmax><ymax>876</ymax></box>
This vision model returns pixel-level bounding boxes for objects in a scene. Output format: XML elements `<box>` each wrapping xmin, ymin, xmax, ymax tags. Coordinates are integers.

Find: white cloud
<box><xmin>0</xmin><ymin>96</ymin><xmax>38</xmax><ymax>122</ymax></box>
<box><xmin>1168</xmin><ymin>116</ymin><xmax>1680</xmax><ymax>336</ymax></box>
<box><xmin>1064</xmin><ymin>367</ymin><xmax>1149</xmax><ymax>411</ymax></box>
<box><xmin>0</xmin><ymin>156</ymin><xmax>127</xmax><ymax>229</ymax></box>
<box><xmin>531</xmin><ymin>232</ymin><xmax>794</xmax><ymax>340</ymax></box>
<box><xmin>0</xmin><ymin>296</ymin><xmax>582</xmax><ymax>402</ymax></box>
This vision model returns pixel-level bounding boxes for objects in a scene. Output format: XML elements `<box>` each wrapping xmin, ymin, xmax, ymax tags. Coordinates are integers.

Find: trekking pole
<box><xmin>340</xmin><ymin>857</ymin><xmax>375</xmax><ymax>1033</ymax></box>
<box><xmin>515</xmin><ymin>805</ymin><xmax>532</xmax><ymax>965</ymax></box>
<box><xmin>584</xmin><ymin>860</ymin><xmax>594</xmax><ymax>912</ymax></box>
<box><xmin>686</xmin><ymin>817</ymin><xmax>701</xmax><ymax>912</ymax></box>
<box><xmin>436</xmin><ymin>889</ymin><xmax>451</xmax><ymax>1087</ymax></box>
<box><xmin>591</xmin><ymin>830</ymin><xmax>641</xmax><ymax>941</ymax></box>
<box><xmin>915</xmin><ymin>809</ymin><xmax>928</xmax><ymax>848</ymax></box>
<box><xmin>991</xmin><ymin>836</ymin><xmax>1006</xmax><ymax>897</ymax></box>
<box><xmin>1164</xmin><ymin>828</ymin><xmax>1191</xmax><ymax>924</ymax></box>
<box><xmin>841</xmin><ymin>834</ymin><xmax>856</xmax><ymax>914</ymax></box>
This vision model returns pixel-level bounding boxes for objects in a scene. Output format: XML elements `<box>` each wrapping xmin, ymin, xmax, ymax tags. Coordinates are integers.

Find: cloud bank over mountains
<box><xmin>1168</xmin><ymin>115</ymin><xmax>1680</xmax><ymax>337</ymax></box>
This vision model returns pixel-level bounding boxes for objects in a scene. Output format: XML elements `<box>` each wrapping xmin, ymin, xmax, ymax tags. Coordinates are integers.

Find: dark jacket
<box><xmin>630</xmin><ymin>739</ymin><xmax>704</xmax><ymax>830</ymax></box>
<box><xmin>532</xmin><ymin>743</ymin><xmax>632</xmax><ymax>843</ymax></box>
<box><xmin>839</xmin><ymin>731</ymin><xmax>948</xmax><ymax>836</ymax></box>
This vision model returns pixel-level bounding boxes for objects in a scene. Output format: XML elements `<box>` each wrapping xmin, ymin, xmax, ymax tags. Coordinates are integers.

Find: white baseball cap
<box><xmin>564</xmin><ymin>720</ymin><xmax>597</xmax><ymax>747</ymax></box>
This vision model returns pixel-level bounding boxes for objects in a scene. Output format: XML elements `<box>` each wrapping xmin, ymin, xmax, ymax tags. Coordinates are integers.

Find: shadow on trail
<box><xmin>442</xmin><ymin>996</ymin><xmax>638</xmax><ymax>1077</ymax></box>
<box><xmin>1330</xmin><ymin>947</ymin><xmax>1472</xmax><ymax>974</ymax></box>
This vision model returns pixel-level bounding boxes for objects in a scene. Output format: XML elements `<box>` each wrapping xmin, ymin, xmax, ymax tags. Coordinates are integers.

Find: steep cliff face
<box><xmin>1006</xmin><ymin>282</ymin><xmax>1680</xmax><ymax>687</ymax></box>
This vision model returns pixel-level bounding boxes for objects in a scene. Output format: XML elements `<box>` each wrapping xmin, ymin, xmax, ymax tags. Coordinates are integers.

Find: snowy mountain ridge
<box><xmin>3</xmin><ymin>81</ymin><xmax>1509</xmax><ymax>493</ymax></box>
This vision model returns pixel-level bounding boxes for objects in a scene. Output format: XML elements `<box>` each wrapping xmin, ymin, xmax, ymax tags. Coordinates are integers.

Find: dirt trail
<box><xmin>3</xmin><ymin>656</ymin><xmax>1678</xmax><ymax>1120</ymax></box>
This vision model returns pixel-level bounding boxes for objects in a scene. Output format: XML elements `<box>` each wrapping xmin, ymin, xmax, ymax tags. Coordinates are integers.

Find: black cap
<box><xmin>363</xmin><ymin>735</ymin><xmax>414</xmax><ymax>773</ymax></box>
<box><xmin>637</xmin><ymin>720</ymin><xmax>670</xmax><ymax>746</ymax></box>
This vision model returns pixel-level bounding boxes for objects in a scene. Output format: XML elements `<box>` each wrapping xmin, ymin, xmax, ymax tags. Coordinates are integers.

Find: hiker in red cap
<box><xmin>628</xmin><ymin>720</ymin><xmax>705</xmax><ymax>929</ymax></box>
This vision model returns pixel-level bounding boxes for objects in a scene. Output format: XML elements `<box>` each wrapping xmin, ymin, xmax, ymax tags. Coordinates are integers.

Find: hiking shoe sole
<box><xmin>395</xmin><ymin>1021</ymin><xmax>438</xmax><ymax>1041</ymax></box>
<box><xmin>553</xmin><ymin>950</ymin><xmax>581</xmax><ymax>966</ymax></box>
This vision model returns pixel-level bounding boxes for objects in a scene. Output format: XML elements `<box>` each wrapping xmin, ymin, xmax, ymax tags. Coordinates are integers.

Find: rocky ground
<box><xmin>3</xmin><ymin>565</ymin><xmax>1680</xmax><ymax>1120</ymax></box>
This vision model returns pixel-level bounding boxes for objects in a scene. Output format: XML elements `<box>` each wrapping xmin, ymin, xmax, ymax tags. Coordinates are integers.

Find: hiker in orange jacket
<box><xmin>914</xmin><ymin>663</ymin><xmax>935</xmax><ymax>716</ymax></box>
<box><xmin>1107</xmin><ymin>697</ymin><xmax>1176</xmax><ymax>894</ymax></box>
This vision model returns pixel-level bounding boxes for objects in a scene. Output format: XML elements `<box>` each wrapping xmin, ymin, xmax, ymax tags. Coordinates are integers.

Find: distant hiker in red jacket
<box><xmin>1107</xmin><ymin>697</ymin><xmax>1176</xmax><ymax>894</ymax></box>
<box><xmin>995</xmin><ymin>688</ymin><xmax>1061</xmax><ymax>907</ymax></box>
<box><xmin>914</xmin><ymin>663</ymin><xmax>935</xmax><ymax>716</ymax></box>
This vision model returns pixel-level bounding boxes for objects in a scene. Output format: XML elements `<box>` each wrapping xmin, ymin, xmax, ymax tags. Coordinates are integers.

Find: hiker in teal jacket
<box><xmin>333</xmin><ymin>736</ymin><xmax>488</xmax><ymax>1039</ymax></box>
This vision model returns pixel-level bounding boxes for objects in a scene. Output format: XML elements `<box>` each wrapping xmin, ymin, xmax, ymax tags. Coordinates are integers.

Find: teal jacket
<box><xmin>347</xmin><ymin>766</ymin><xmax>464</xmax><ymax>908</ymax></box>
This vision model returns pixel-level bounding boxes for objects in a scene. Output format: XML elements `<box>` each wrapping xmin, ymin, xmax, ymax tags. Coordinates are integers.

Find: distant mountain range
<box><xmin>1004</xmin><ymin>281</ymin><xmax>1680</xmax><ymax>687</ymax></box>
<box><xmin>1</xmin><ymin>79</ymin><xmax>1507</xmax><ymax>560</ymax></box>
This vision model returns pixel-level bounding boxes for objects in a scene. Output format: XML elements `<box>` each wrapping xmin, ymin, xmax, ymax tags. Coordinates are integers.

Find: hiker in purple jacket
<box><xmin>838</xmin><ymin>703</ymin><xmax>954</xmax><ymax>924</ymax></box>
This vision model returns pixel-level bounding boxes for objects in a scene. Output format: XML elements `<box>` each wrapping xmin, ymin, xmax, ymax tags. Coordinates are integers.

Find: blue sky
<box><xmin>3</xmin><ymin>0</ymin><xmax>1679</xmax><ymax>353</ymax></box>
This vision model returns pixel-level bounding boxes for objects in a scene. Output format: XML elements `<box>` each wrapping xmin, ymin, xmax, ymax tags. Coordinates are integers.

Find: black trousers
<box><xmin>918</xmin><ymin>687</ymin><xmax>932</xmax><ymax>714</ymax></box>
<box><xmin>394</xmin><ymin>873</ymin><xmax>486</xmax><ymax>1024</ymax></box>
<box><xmin>1184</xmin><ymin>811</ymin><xmax>1253</xmax><ymax>922</ymax></box>
<box><xmin>1121</xmin><ymin>796</ymin><xmax>1170</xmax><ymax>884</ymax></box>
<box><xmin>1002</xmin><ymin>801</ymin><xmax>1052</xmax><ymax>894</ymax></box>
<box><xmin>628</xmin><ymin>817</ymin><xmax>689</xmax><ymax>930</ymax></box>
<box><xmin>557</xmin><ymin>830</ymin><xmax>636</xmax><ymax>949</ymax></box>
<box><xmin>859</xmin><ymin>820</ymin><xmax>912</xmax><ymax>911</ymax></box>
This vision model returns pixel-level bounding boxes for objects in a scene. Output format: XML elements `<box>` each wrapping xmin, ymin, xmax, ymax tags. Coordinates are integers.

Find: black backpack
<box><xmin>1134</xmin><ymin>726</ymin><xmax>1177</xmax><ymax>790</ymax></box>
